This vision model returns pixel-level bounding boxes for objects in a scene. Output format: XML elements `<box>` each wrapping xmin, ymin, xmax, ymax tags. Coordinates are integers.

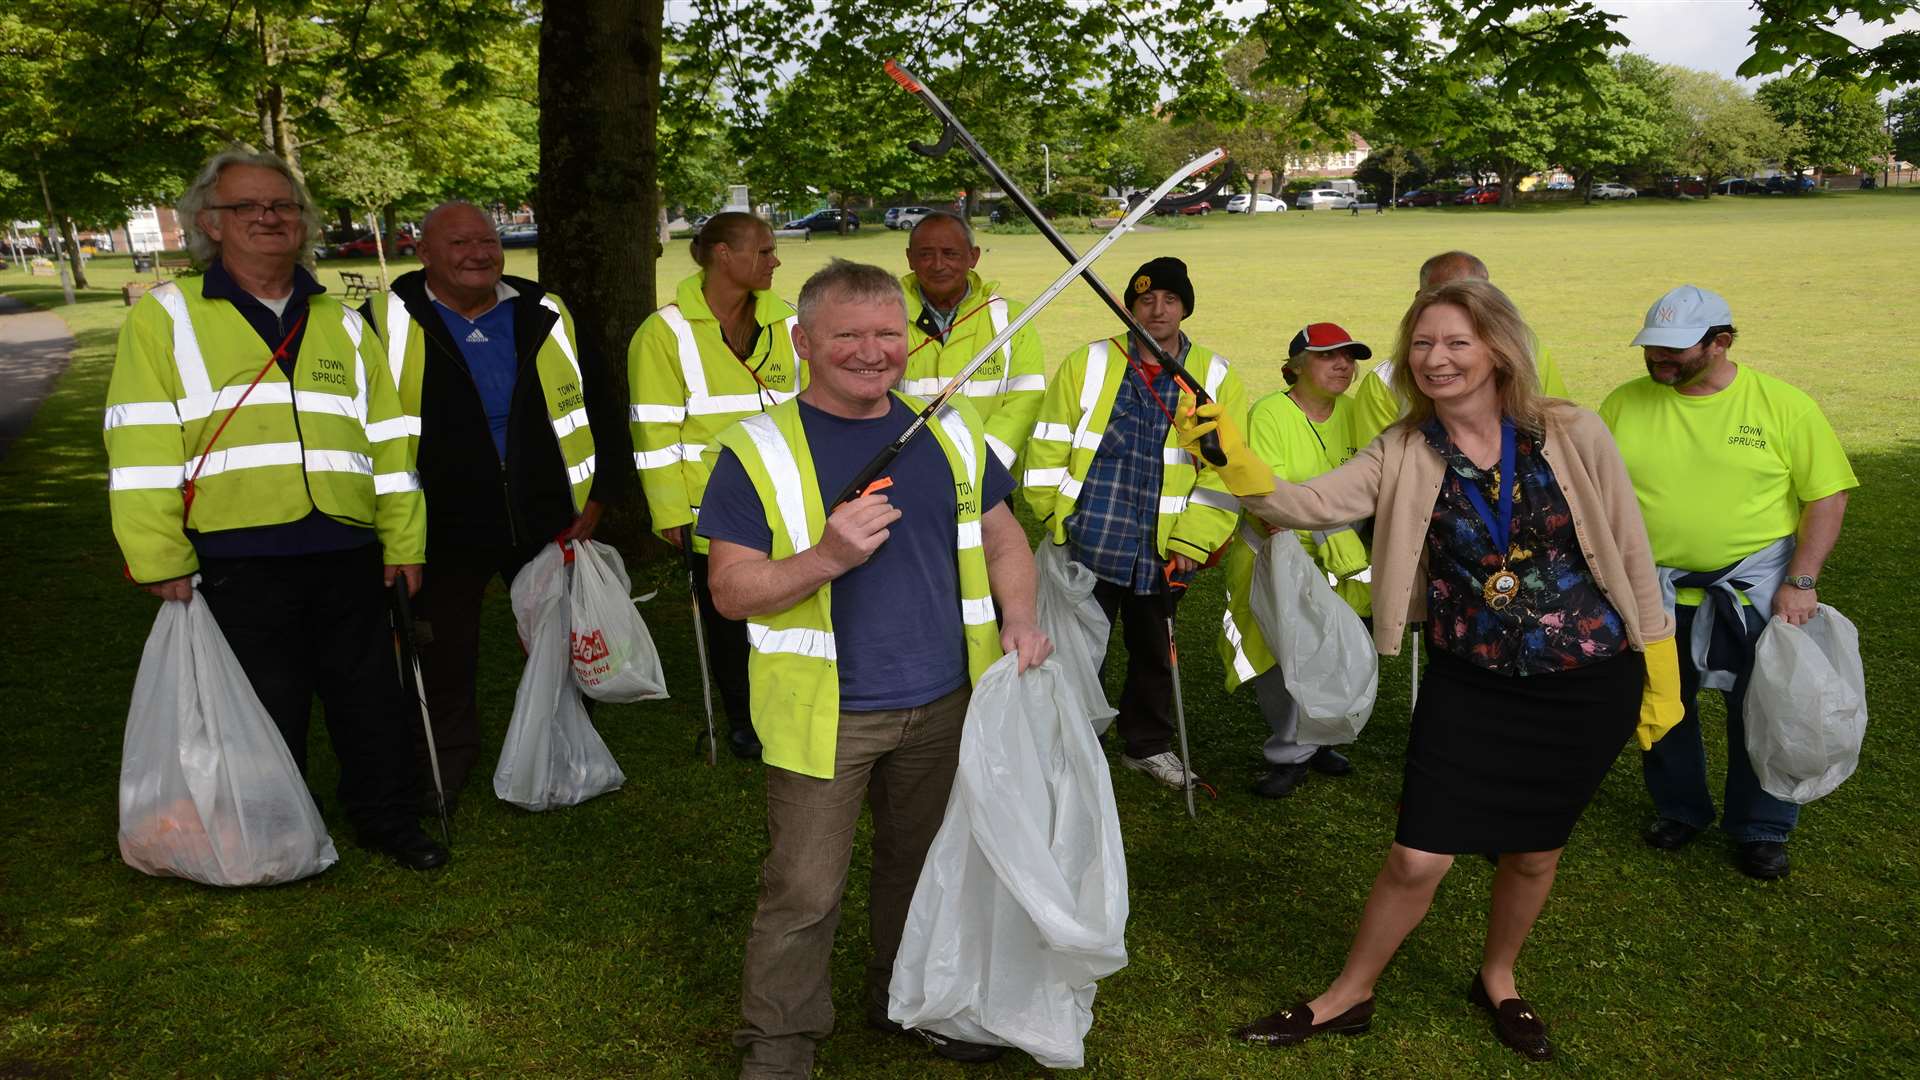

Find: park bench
<box><xmin>337</xmin><ymin>270</ymin><xmax>378</xmax><ymax>302</ymax></box>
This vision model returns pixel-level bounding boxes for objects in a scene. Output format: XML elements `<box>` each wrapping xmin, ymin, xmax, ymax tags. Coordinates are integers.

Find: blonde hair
<box><xmin>176</xmin><ymin>147</ymin><xmax>321</xmax><ymax>269</ymax></box>
<box><xmin>1389</xmin><ymin>278</ymin><xmax>1545</xmax><ymax>434</ymax></box>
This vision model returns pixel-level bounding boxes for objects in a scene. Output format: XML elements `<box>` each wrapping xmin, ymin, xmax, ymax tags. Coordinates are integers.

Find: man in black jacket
<box><xmin>367</xmin><ymin>201</ymin><xmax>632</xmax><ymax>810</ymax></box>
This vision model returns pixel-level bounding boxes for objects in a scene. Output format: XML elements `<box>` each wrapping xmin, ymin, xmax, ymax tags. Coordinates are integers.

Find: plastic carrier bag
<box><xmin>568</xmin><ymin>540</ymin><xmax>668</xmax><ymax>703</ymax></box>
<box><xmin>1745</xmin><ymin>605</ymin><xmax>1867</xmax><ymax>804</ymax></box>
<box><xmin>118</xmin><ymin>592</ymin><xmax>338</xmax><ymax>886</ymax></box>
<box><xmin>888</xmin><ymin>656</ymin><xmax>1129</xmax><ymax>1069</ymax></box>
<box><xmin>1248</xmin><ymin>529</ymin><xmax>1378</xmax><ymax>745</ymax></box>
<box><xmin>1032</xmin><ymin>541</ymin><xmax>1118</xmax><ymax>734</ymax></box>
<box><xmin>495</xmin><ymin>544</ymin><xmax>627</xmax><ymax>810</ymax></box>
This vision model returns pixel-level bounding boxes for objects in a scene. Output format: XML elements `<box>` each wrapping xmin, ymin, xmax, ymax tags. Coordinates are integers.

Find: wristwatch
<box><xmin>1785</xmin><ymin>575</ymin><xmax>1817</xmax><ymax>590</ymax></box>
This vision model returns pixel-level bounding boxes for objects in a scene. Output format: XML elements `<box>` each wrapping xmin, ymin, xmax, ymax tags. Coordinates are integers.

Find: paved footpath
<box><xmin>0</xmin><ymin>293</ymin><xmax>77</xmax><ymax>461</ymax></box>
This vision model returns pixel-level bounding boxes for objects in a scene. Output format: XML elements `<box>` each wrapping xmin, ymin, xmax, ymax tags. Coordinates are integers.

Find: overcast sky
<box><xmin>1593</xmin><ymin>0</ymin><xmax>1920</xmax><ymax>87</ymax></box>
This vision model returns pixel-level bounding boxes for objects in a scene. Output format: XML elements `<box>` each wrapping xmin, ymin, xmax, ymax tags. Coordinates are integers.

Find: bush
<box><xmin>1037</xmin><ymin>189</ymin><xmax>1105</xmax><ymax>216</ymax></box>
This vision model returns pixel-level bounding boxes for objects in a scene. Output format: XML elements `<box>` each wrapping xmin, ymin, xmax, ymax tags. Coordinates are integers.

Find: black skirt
<box><xmin>1397</xmin><ymin>648</ymin><xmax>1645</xmax><ymax>854</ymax></box>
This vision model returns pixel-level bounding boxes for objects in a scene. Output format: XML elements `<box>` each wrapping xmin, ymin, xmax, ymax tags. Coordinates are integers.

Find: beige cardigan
<box><xmin>1241</xmin><ymin>402</ymin><xmax>1676</xmax><ymax>657</ymax></box>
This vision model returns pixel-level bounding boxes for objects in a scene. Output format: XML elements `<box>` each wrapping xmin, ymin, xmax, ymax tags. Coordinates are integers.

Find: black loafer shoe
<box><xmin>1469</xmin><ymin>973</ymin><xmax>1552</xmax><ymax>1061</ymax></box>
<box><xmin>1253</xmin><ymin>763</ymin><xmax>1310</xmax><ymax>799</ymax></box>
<box><xmin>912</xmin><ymin>1028</ymin><xmax>1006</xmax><ymax>1063</ymax></box>
<box><xmin>1232</xmin><ymin>998</ymin><xmax>1375</xmax><ymax>1045</ymax></box>
<box><xmin>728</xmin><ymin>726</ymin><xmax>763</xmax><ymax>760</ymax></box>
<box><xmin>867</xmin><ymin>1013</ymin><xmax>905</xmax><ymax>1036</ymax></box>
<box><xmin>1738</xmin><ymin>841</ymin><xmax>1790</xmax><ymax>880</ymax></box>
<box><xmin>360</xmin><ymin>826</ymin><xmax>450</xmax><ymax>871</ymax></box>
<box><xmin>1643</xmin><ymin>818</ymin><xmax>1702</xmax><ymax>851</ymax></box>
<box><xmin>1308</xmin><ymin>746</ymin><xmax>1353</xmax><ymax>776</ymax></box>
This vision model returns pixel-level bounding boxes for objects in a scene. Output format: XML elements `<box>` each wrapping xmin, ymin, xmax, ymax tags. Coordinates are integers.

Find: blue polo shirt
<box><xmin>431</xmin><ymin>286</ymin><xmax>520</xmax><ymax>459</ymax></box>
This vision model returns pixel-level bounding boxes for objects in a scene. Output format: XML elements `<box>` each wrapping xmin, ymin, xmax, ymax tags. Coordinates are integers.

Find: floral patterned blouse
<box><xmin>1420</xmin><ymin>419</ymin><xmax>1627</xmax><ymax>676</ymax></box>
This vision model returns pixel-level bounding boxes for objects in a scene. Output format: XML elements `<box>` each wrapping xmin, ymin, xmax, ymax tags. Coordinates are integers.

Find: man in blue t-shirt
<box><xmin>699</xmin><ymin>259</ymin><xmax>1050</xmax><ymax>1076</ymax></box>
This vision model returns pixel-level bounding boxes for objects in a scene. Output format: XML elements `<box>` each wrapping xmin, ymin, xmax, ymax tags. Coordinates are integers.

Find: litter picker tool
<box><xmin>885</xmin><ymin>58</ymin><xmax>1230</xmax><ymax>468</ymax></box>
<box><xmin>685</xmin><ymin>548</ymin><xmax>718</xmax><ymax>765</ymax></box>
<box><xmin>830</xmin><ymin>142</ymin><xmax>1227</xmax><ymax>507</ymax></box>
<box><xmin>392</xmin><ymin>578</ymin><xmax>452</xmax><ymax>846</ymax></box>
<box><xmin>1165</xmin><ymin>613</ymin><xmax>1212</xmax><ymax>819</ymax></box>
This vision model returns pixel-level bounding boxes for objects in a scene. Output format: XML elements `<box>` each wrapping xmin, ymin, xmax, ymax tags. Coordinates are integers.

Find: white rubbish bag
<box><xmin>1248</xmin><ymin>528</ymin><xmax>1377</xmax><ymax>745</ymax></box>
<box><xmin>1032</xmin><ymin>541</ymin><xmax>1118</xmax><ymax>734</ymax></box>
<box><xmin>568</xmin><ymin>540</ymin><xmax>668</xmax><ymax>703</ymax></box>
<box><xmin>118</xmin><ymin>593</ymin><xmax>338</xmax><ymax>886</ymax></box>
<box><xmin>495</xmin><ymin>545</ymin><xmax>627</xmax><ymax>810</ymax></box>
<box><xmin>1745</xmin><ymin>605</ymin><xmax>1867</xmax><ymax>804</ymax></box>
<box><xmin>888</xmin><ymin>656</ymin><xmax>1129</xmax><ymax>1069</ymax></box>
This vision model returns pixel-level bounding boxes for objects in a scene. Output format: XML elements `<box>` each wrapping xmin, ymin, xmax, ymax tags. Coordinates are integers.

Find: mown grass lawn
<box><xmin>1</xmin><ymin>190</ymin><xmax>1915</xmax><ymax>1078</ymax></box>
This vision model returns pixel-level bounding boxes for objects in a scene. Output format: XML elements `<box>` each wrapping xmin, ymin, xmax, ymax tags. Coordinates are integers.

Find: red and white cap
<box><xmin>1288</xmin><ymin>322</ymin><xmax>1372</xmax><ymax>360</ymax></box>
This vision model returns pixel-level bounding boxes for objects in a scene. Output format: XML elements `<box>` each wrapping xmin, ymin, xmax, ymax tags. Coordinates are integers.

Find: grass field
<box><xmin>2</xmin><ymin>191</ymin><xmax>1916</xmax><ymax>1078</ymax></box>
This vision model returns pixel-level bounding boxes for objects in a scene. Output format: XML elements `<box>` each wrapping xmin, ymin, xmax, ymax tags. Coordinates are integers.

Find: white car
<box><xmin>1295</xmin><ymin>188</ymin><xmax>1358</xmax><ymax>210</ymax></box>
<box><xmin>1592</xmin><ymin>182</ymin><xmax>1638</xmax><ymax>200</ymax></box>
<box><xmin>1225</xmin><ymin>193</ymin><xmax>1286</xmax><ymax>213</ymax></box>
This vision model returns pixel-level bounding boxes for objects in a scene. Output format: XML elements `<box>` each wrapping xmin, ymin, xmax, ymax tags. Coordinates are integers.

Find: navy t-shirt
<box><xmin>696</xmin><ymin>397</ymin><xmax>1015</xmax><ymax>711</ymax></box>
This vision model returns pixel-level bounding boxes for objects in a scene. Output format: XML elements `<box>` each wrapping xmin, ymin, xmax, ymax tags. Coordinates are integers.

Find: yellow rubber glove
<box><xmin>1176</xmin><ymin>403</ymin><xmax>1274</xmax><ymax>497</ymax></box>
<box><xmin>1637</xmin><ymin>636</ymin><xmax>1684</xmax><ymax>750</ymax></box>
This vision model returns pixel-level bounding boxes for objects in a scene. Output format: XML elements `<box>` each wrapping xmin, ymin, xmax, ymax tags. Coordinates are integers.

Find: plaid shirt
<box><xmin>1066</xmin><ymin>334</ymin><xmax>1192</xmax><ymax>595</ymax></box>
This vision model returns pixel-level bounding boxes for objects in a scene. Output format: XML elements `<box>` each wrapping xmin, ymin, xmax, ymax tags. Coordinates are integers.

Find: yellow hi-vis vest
<box><xmin>104</xmin><ymin>281</ymin><xmax>424</xmax><ymax>584</ymax></box>
<box><xmin>629</xmin><ymin>271</ymin><xmax>803</xmax><ymax>554</ymax></box>
<box><xmin>898</xmin><ymin>270</ymin><xmax>1046</xmax><ymax>471</ymax></box>
<box><xmin>1022</xmin><ymin>338</ymin><xmax>1249</xmax><ymax>564</ymax></box>
<box><xmin>370</xmin><ymin>286</ymin><xmax>598</xmax><ymax>510</ymax></box>
<box><xmin>713</xmin><ymin>392</ymin><xmax>1001</xmax><ymax>779</ymax></box>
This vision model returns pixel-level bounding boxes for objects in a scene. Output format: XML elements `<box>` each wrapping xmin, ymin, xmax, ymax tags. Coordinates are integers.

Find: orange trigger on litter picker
<box><xmin>860</xmin><ymin>476</ymin><xmax>895</xmax><ymax>498</ymax></box>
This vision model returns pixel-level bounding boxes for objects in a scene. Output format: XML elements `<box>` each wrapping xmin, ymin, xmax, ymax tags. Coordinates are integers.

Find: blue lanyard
<box><xmin>1458</xmin><ymin>419</ymin><xmax>1517</xmax><ymax>555</ymax></box>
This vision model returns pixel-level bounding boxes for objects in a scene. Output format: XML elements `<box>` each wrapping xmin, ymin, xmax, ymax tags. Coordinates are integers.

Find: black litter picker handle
<box><xmin>884</xmin><ymin>59</ymin><xmax>1228</xmax><ymax>467</ymax></box>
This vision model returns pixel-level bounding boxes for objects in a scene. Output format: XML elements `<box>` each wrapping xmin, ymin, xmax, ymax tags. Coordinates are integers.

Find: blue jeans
<box><xmin>1640</xmin><ymin>604</ymin><xmax>1799</xmax><ymax>843</ymax></box>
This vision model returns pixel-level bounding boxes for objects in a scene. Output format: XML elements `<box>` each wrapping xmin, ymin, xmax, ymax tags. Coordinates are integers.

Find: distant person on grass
<box><xmin>1178</xmin><ymin>278</ymin><xmax>1682</xmax><ymax>1062</ymax></box>
<box><xmin>1599</xmin><ymin>285</ymin><xmax>1857</xmax><ymax>881</ymax></box>
<box><xmin>1351</xmin><ymin>250</ymin><xmax>1570</xmax><ymax>432</ymax></box>
<box><xmin>697</xmin><ymin>260</ymin><xmax>1050</xmax><ymax>1077</ymax></box>
<box><xmin>364</xmin><ymin>200</ymin><xmax>631</xmax><ymax>814</ymax></box>
<box><xmin>103</xmin><ymin>147</ymin><xmax>445</xmax><ymax>870</ymax></box>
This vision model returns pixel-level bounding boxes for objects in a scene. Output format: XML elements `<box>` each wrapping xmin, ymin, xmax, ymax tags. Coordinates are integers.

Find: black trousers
<box><xmin>196</xmin><ymin>544</ymin><xmax>416</xmax><ymax>839</ymax></box>
<box><xmin>411</xmin><ymin>539</ymin><xmax>548</xmax><ymax>795</ymax></box>
<box><xmin>1092</xmin><ymin>580</ymin><xmax>1185</xmax><ymax>759</ymax></box>
<box><xmin>687</xmin><ymin>550</ymin><xmax>754</xmax><ymax>734</ymax></box>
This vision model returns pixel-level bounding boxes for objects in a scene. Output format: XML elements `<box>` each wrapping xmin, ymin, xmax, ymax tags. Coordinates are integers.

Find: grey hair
<box><xmin>1418</xmin><ymin>249</ymin><xmax>1490</xmax><ymax>289</ymax></box>
<box><xmin>908</xmin><ymin>210</ymin><xmax>974</xmax><ymax>248</ymax></box>
<box><xmin>796</xmin><ymin>259</ymin><xmax>906</xmax><ymax>330</ymax></box>
<box><xmin>421</xmin><ymin>200</ymin><xmax>496</xmax><ymax>240</ymax></box>
<box><xmin>176</xmin><ymin>147</ymin><xmax>322</xmax><ymax>268</ymax></box>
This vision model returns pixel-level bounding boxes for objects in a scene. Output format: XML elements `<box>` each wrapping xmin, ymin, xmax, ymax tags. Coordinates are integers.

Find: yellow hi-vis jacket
<box><xmin>712</xmin><ymin>392</ymin><xmax>1001</xmax><ymax>779</ymax></box>
<box><xmin>629</xmin><ymin>271</ymin><xmax>803</xmax><ymax>554</ymax></box>
<box><xmin>898</xmin><ymin>270</ymin><xmax>1045</xmax><ymax>471</ymax></box>
<box><xmin>1218</xmin><ymin>390</ymin><xmax>1376</xmax><ymax>692</ymax></box>
<box><xmin>1022</xmin><ymin>338</ymin><xmax>1249</xmax><ymax>565</ymax></box>
<box><xmin>104</xmin><ymin>281</ymin><xmax>424</xmax><ymax>584</ymax></box>
<box><xmin>1350</xmin><ymin>344</ymin><xmax>1570</xmax><ymax>434</ymax></box>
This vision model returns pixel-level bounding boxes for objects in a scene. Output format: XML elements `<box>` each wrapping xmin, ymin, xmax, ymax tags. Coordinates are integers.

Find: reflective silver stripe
<box><xmin>1023</xmin><ymin>466</ymin><xmax>1067</xmax><ymax>488</ymax></box>
<box><xmin>987</xmin><ymin>297</ymin><xmax>1012</xmax><ymax>381</ymax></box>
<box><xmin>1190</xmin><ymin>487</ymin><xmax>1239</xmax><ymax>512</ymax></box>
<box><xmin>384</xmin><ymin>292</ymin><xmax>411</xmax><ymax>389</ymax></box>
<box><xmin>630</xmin><ymin>403</ymin><xmax>686</xmax><ymax>423</ymax></box>
<box><xmin>1073</xmin><ymin>429</ymin><xmax>1104</xmax><ymax>451</ymax></box>
<box><xmin>1310</xmin><ymin>525</ymin><xmax>1357</xmax><ymax>546</ymax></box>
<box><xmin>1066</xmin><ymin>341</ymin><xmax>1111</xmax><ymax>474</ymax></box>
<box><xmin>1158</xmin><ymin>494</ymin><xmax>1189</xmax><ymax>515</ymax></box>
<box><xmin>537</xmin><ymin>296</ymin><xmax>584</xmax><ymax>382</ymax></box>
<box><xmin>747</xmin><ymin>622</ymin><xmax>837</xmax><ymax>660</ymax></box>
<box><xmin>110</xmin><ymin>465</ymin><xmax>186</xmax><ymax>490</ymax></box>
<box><xmin>151</xmin><ymin>283</ymin><xmax>213</xmax><ymax>402</ymax></box>
<box><xmin>350</xmin><ymin>335</ymin><xmax>369</xmax><ymax>424</ymax></box>
<box><xmin>304</xmin><ymin>449</ymin><xmax>373</xmax><ymax>476</ymax></box>
<box><xmin>634</xmin><ymin>445</ymin><xmax>699</xmax><ymax>469</ymax></box>
<box><xmin>1003</xmin><ymin>374</ymin><xmax>1045</xmax><ymax>393</ymax></box>
<box><xmin>739</xmin><ymin>413</ymin><xmax>812</xmax><ymax>554</ymax></box>
<box><xmin>935</xmin><ymin>405</ymin><xmax>977</xmax><ymax>487</ymax></box>
<box><xmin>552</xmin><ymin>407</ymin><xmax>591</xmax><ymax>439</ymax></box>
<box><xmin>1204</xmin><ymin>352</ymin><xmax>1231</xmax><ymax>397</ymax></box>
<box><xmin>566</xmin><ymin>453</ymin><xmax>596</xmax><ymax>487</ymax></box>
<box><xmin>365</xmin><ymin>416</ymin><xmax>421</xmax><ymax>441</ymax></box>
<box><xmin>689</xmin><ymin>392</ymin><xmax>771</xmax><ymax>415</ymax></box>
<box><xmin>984</xmin><ymin>433</ymin><xmax>1015</xmax><ymax>470</ymax></box>
<box><xmin>339</xmin><ymin>307</ymin><xmax>365</xmax><ymax>350</ymax></box>
<box><xmin>1221</xmin><ymin>606</ymin><xmax>1259</xmax><ymax>683</ymax></box>
<box><xmin>1059</xmin><ymin>474</ymin><xmax>1084</xmax><ymax>498</ymax></box>
<box><xmin>658</xmin><ymin>305</ymin><xmax>708</xmax><ymax>399</ymax></box>
<box><xmin>1032</xmin><ymin>422</ymin><xmax>1073</xmax><ymax>443</ymax></box>
<box><xmin>375</xmin><ymin>470</ymin><xmax>422</xmax><ymax>494</ymax></box>
<box><xmin>1162</xmin><ymin>446</ymin><xmax>1194</xmax><ymax>466</ymax></box>
<box><xmin>187</xmin><ymin>441</ymin><xmax>304</xmax><ymax>478</ymax></box>
<box><xmin>960</xmin><ymin>596</ymin><xmax>996</xmax><ymax>625</ymax></box>
<box><xmin>1351</xmin><ymin>565</ymin><xmax>1373</xmax><ymax>584</ymax></box>
<box><xmin>899</xmin><ymin>376</ymin><xmax>946</xmax><ymax>396</ymax></box>
<box><xmin>104</xmin><ymin>401</ymin><xmax>181</xmax><ymax>429</ymax></box>
<box><xmin>179</xmin><ymin>381</ymin><xmax>293</xmax><ymax>423</ymax></box>
<box><xmin>293</xmin><ymin>390</ymin><xmax>359</xmax><ymax>420</ymax></box>
<box><xmin>956</xmin><ymin>520</ymin><xmax>983</xmax><ymax>550</ymax></box>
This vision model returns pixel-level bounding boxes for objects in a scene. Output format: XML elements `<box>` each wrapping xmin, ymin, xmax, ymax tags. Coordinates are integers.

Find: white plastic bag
<box><xmin>118</xmin><ymin>593</ymin><xmax>338</xmax><ymax>886</ymax></box>
<box><xmin>1745</xmin><ymin>605</ymin><xmax>1867</xmax><ymax>804</ymax></box>
<box><xmin>1032</xmin><ymin>541</ymin><xmax>1118</xmax><ymax>734</ymax></box>
<box><xmin>1248</xmin><ymin>529</ymin><xmax>1378</xmax><ymax>745</ymax></box>
<box><xmin>888</xmin><ymin>656</ymin><xmax>1129</xmax><ymax>1069</ymax></box>
<box><xmin>495</xmin><ymin>547</ymin><xmax>627</xmax><ymax>810</ymax></box>
<box><xmin>568</xmin><ymin>540</ymin><xmax>668</xmax><ymax>703</ymax></box>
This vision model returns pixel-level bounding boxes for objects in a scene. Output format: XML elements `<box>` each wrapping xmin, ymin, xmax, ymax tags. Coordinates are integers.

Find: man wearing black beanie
<box><xmin>1022</xmin><ymin>256</ymin><xmax>1248</xmax><ymax>790</ymax></box>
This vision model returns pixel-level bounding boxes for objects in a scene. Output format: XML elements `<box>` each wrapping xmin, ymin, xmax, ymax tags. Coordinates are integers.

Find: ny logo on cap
<box><xmin>1657</xmin><ymin>305</ymin><xmax>1678</xmax><ymax>323</ymax></box>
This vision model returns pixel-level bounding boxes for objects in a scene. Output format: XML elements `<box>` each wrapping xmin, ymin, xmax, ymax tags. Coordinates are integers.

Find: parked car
<box><xmin>1394</xmin><ymin>189</ymin><xmax>1444</xmax><ymax>207</ymax></box>
<box><xmin>1295</xmin><ymin>188</ymin><xmax>1357</xmax><ymax>210</ymax></box>
<box><xmin>329</xmin><ymin>229</ymin><xmax>417</xmax><ymax>257</ymax></box>
<box><xmin>884</xmin><ymin>205</ymin><xmax>934</xmax><ymax>230</ymax></box>
<box><xmin>1154</xmin><ymin>198</ymin><xmax>1213</xmax><ymax>215</ymax></box>
<box><xmin>499</xmin><ymin>224</ymin><xmax>539</xmax><ymax>248</ymax></box>
<box><xmin>1658</xmin><ymin>176</ymin><xmax>1709</xmax><ymax>197</ymax></box>
<box><xmin>1225</xmin><ymin>192</ymin><xmax>1286</xmax><ymax>213</ymax></box>
<box><xmin>788</xmin><ymin>208</ymin><xmax>861</xmax><ymax>234</ymax></box>
<box><xmin>1763</xmin><ymin>174</ymin><xmax>1816</xmax><ymax>194</ymax></box>
<box><xmin>1452</xmin><ymin>186</ymin><xmax>1502</xmax><ymax>205</ymax></box>
<box><xmin>1592</xmin><ymin>182</ymin><xmax>1638</xmax><ymax>200</ymax></box>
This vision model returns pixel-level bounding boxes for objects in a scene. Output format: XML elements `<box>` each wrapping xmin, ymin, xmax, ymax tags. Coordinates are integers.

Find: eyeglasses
<box><xmin>209</xmin><ymin>200</ymin><xmax>303</xmax><ymax>222</ymax></box>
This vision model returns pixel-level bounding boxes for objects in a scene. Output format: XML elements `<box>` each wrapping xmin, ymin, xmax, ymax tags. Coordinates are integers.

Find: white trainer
<box><xmin>1122</xmin><ymin>751</ymin><xmax>1200</xmax><ymax>789</ymax></box>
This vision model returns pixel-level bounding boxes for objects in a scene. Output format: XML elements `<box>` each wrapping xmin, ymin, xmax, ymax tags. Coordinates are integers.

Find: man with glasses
<box><xmin>1598</xmin><ymin>285</ymin><xmax>1857</xmax><ymax>880</ymax></box>
<box><xmin>365</xmin><ymin>200</ymin><xmax>631</xmax><ymax>811</ymax></box>
<box><xmin>103</xmin><ymin>148</ymin><xmax>445</xmax><ymax>870</ymax></box>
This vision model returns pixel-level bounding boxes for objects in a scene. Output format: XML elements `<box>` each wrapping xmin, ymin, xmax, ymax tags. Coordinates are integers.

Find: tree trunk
<box><xmin>540</xmin><ymin>0</ymin><xmax>662</xmax><ymax>555</ymax></box>
<box><xmin>34</xmin><ymin>160</ymin><xmax>77</xmax><ymax>304</ymax></box>
<box><xmin>59</xmin><ymin>216</ymin><xmax>90</xmax><ymax>290</ymax></box>
<box><xmin>837</xmin><ymin>193</ymin><xmax>851</xmax><ymax>235</ymax></box>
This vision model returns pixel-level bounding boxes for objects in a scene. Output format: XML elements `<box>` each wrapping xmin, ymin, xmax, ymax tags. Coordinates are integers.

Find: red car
<box><xmin>1452</xmin><ymin>186</ymin><xmax>1502</xmax><ymax>205</ymax></box>
<box><xmin>331</xmin><ymin>229</ymin><xmax>417</xmax><ymax>257</ymax></box>
<box><xmin>1394</xmin><ymin>189</ymin><xmax>1443</xmax><ymax>207</ymax></box>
